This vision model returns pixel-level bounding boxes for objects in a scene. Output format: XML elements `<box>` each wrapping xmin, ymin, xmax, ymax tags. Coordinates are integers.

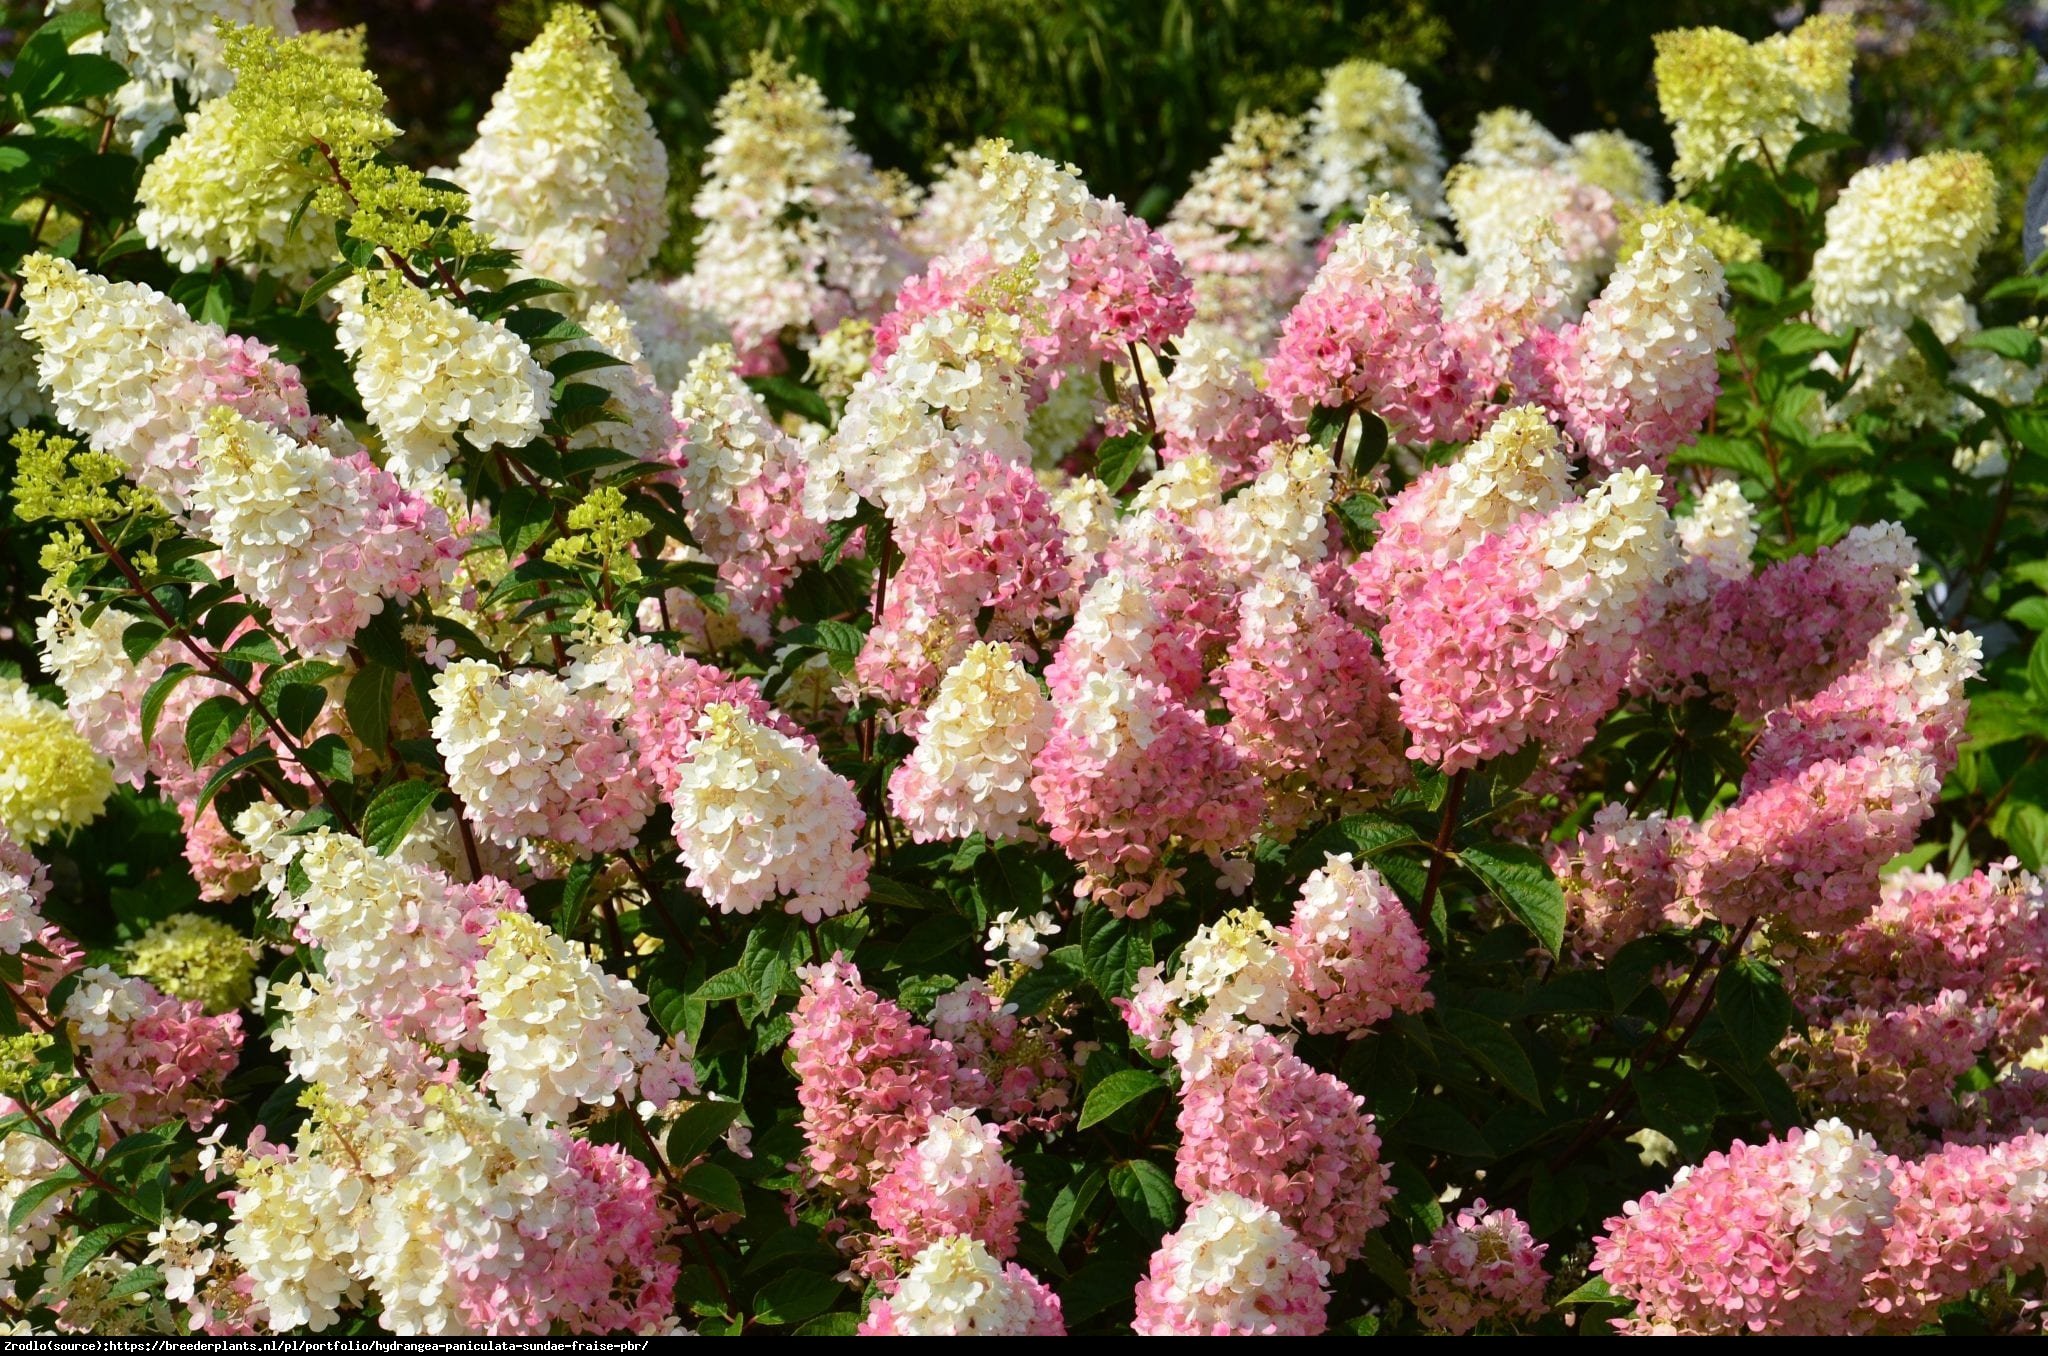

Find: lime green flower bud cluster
<box><xmin>124</xmin><ymin>913</ymin><xmax>261</xmax><ymax>1014</ymax></box>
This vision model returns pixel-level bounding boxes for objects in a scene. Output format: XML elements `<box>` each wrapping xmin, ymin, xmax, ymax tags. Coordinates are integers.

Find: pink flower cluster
<box><xmin>787</xmin><ymin>957</ymin><xmax>961</xmax><ymax>1200</ymax></box>
<box><xmin>63</xmin><ymin>967</ymin><xmax>244</xmax><ymax>1130</ymax></box>
<box><xmin>867</xmin><ymin>1110</ymin><xmax>1024</xmax><ymax>1267</ymax></box>
<box><xmin>1596</xmin><ymin>1122</ymin><xmax>2048</xmax><ymax>1335</ymax></box>
<box><xmin>857</xmin><ymin>451</ymin><xmax>1072</xmax><ymax>705</ymax></box>
<box><xmin>1409</xmin><ymin>1199</ymin><xmax>1549</xmax><ymax>1334</ymax></box>
<box><xmin>1279</xmin><ymin>853</ymin><xmax>1433</xmax><ymax>1035</ymax></box>
<box><xmin>928</xmin><ymin>980</ymin><xmax>1077</xmax><ymax>1136</ymax></box>
<box><xmin>1171</xmin><ymin>1022</ymin><xmax>1391</xmax><ymax>1269</ymax></box>
<box><xmin>1050</xmin><ymin>213</ymin><xmax>1196</xmax><ymax>363</ymax></box>
<box><xmin>1551</xmin><ymin>805</ymin><xmax>1692</xmax><ymax>963</ymax></box>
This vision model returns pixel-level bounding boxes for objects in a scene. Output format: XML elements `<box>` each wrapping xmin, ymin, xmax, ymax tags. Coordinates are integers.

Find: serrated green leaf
<box><xmin>1079</xmin><ymin>908</ymin><xmax>1152</xmax><ymax>1001</ymax></box>
<box><xmin>183</xmin><ymin>695</ymin><xmax>246</xmax><ymax>768</ymax></box>
<box><xmin>667</xmin><ymin>1100</ymin><xmax>744</xmax><ymax>1167</ymax></box>
<box><xmin>1438</xmin><ymin>1008</ymin><xmax>1544</xmax><ymax>1109</ymax></box>
<box><xmin>138</xmin><ymin>663</ymin><xmax>198</xmax><ymax>751</ymax></box>
<box><xmin>1460</xmin><ymin>841</ymin><xmax>1565</xmax><ymax>954</ymax></box>
<box><xmin>361</xmin><ymin>779</ymin><xmax>439</xmax><ymax>855</ymax></box>
<box><xmin>1716</xmin><ymin>956</ymin><xmax>1794</xmax><ymax>1064</ymax></box>
<box><xmin>1107</xmin><ymin>1158</ymin><xmax>1179</xmax><ymax>1234</ymax></box>
<box><xmin>1046</xmin><ymin>1167</ymin><xmax>1106</xmax><ymax>1252</ymax></box>
<box><xmin>680</xmin><ymin>1162</ymin><xmax>745</xmax><ymax>1215</ymax></box>
<box><xmin>1093</xmin><ymin>431</ymin><xmax>1149</xmax><ymax>492</ymax></box>
<box><xmin>1078</xmin><ymin>1068</ymin><xmax>1167</xmax><ymax>1130</ymax></box>
<box><xmin>9</xmin><ymin>1168</ymin><xmax>81</xmax><ymax>1230</ymax></box>
<box><xmin>751</xmin><ymin>1270</ymin><xmax>842</xmax><ymax>1326</ymax></box>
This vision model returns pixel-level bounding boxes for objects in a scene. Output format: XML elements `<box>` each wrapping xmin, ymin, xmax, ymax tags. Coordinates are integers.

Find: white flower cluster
<box><xmin>428</xmin><ymin>658</ymin><xmax>651</xmax><ymax>855</ymax></box>
<box><xmin>684</xmin><ymin>53</ymin><xmax>915</xmax><ymax>353</ymax></box>
<box><xmin>565</xmin><ymin>300</ymin><xmax>678</xmax><ymax>461</ymax></box>
<box><xmin>1447</xmin><ymin>161</ymin><xmax>1616</xmax><ymax>310</ymax></box>
<box><xmin>668</xmin><ymin>702</ymin><xmax>868</xmax><ymax>921</ymax></box>
<box><xmin>137</xmin><ymin>93</ymin><xmax>348</xmax><ymax>275</ymax></box>
<box><xmin>873</xmin><ymin>1237</ymin><xmax>1050</xmax><ymax>1336</ymax></box>
<box><xmin>0</xmin><ymin>311</ymin><xmax>48</xmax><ymax>430</ymax></box>
<box><xmin>1771</xmin><ymin>1117</ymin><xmax>1898</xmax><ymax>1269</ymax></box>
<box><xmin>1676</xmin><ymin>479</ymin><xmax>1759</xmax><ymax>582</ymax></box>
<box><xmin>335</xmin><ymin>279</ymin><xmax>551</xmax><ymax>488</ymax></box>
<box><xmin>1530</xmin><ymin>467</ymin><xmax>1676</xmax><ymax>651</ymax></box>
<box><xmin>674</xmin><ymin>344</ymin><xmax>810</xmax><ymax>560</ymax></box>
<box><xmin>1135</xmin><ymin>1192</ymin><xmax>1331</xmax><ymax>1334</ymax></box>
<box><xmin>1139</xmin><ymin>907</ymin><xmax>1294</xmax><ymax>1039</ymax></box>
<box><xmin>1653</xmin><ymin>15</ymin><xmax>1855</xmax><ymax>191</ymax></box>
<box><xmin>892</xmin><ymin>642</ymin><xmax>1053</xmax><ymax>843</ymax></box>
<box><xmin>1307</xmin><ymin>59</ymin><xmax>1447</xmax><ymax>223</ymax></box>
<box><xmin>1162</xmin><ymin>110</ymin><xmax>1317</xmax><ymax>352</ymax></box>
<box><xmin>455</xmin><ymin>6</ymin><xmax>668</xmax><ymax>295</ymax></box>
<box><xmin>985</xmin><ymin>908</ymin><xmax>1060</xmax><ymax>971</ymax></box>
<box><xmin>1812</xmin><ymin>152</ymin><xmax>1998</xmax><ymax>335</ymax></box>
<box><xmin>473</xmin><ymin>912</ymin><xmax>679</xmax><ymax>1123</ymax></box>
<box><xmin>821</xmin><ymin>305</ymin><xmax>1033</xmax><ymax>523</ymax></box>
<box><xmin>1201</xmin><ymin>438</ymin><xmax>1333</xmax><ymax>577</ymax></box>
<box><xmin>909</xmin><ymin>139</ymin><xmax>1099</xmax><ymax>304</ymax></box>
<box><xmin>82</xmin><ymin>0</ymin><xmax>296</xmax><ymax>150</ymax></box>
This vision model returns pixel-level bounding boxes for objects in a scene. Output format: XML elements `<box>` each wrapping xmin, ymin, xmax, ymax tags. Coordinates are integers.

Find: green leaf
<box><xmin>273</xmin><ymin>682</ymin><xmax>328</xmax><ymax>742</ymax></box>
<box><xmin>9</xmin><ymin>1168</ymin><xmax>81</xmax><ymax>1230</ymax></box>
<box><xmin>362</xmin><ymin>779</ymin><xmax>440</xmax><ymax>855</ymax></box>
<box><xmin>1107</xmin><ymin>1158</ymin><xmax>1179</xmax><ymax>1234</ymax></box>
<box><xmin>1962</xmin><ymin>327</ymin><xmax>2044</xmax><ymax>366</ymax></box>
<box><xmin>750</xmin><ymin>1270</ymin><xmax>843</xmax><ymax>1326</ymax></box>
<box><xmin>1460</xmin><ymin>842</ymin><xmax>1565</xmax><ymax>955</ymax></box>
<box><xmin>1905</xmin><ymin>318</ymin><xmax>1952</xmax><ymax>379</ymax></box>
<box><xmin>1079</xmin><ymin>908</ymin><xmax>1153</xmax><ymax>1001</ymax></box>
<box><xmin>1078</xmin><ymin>1069</ymin><xmax>1167</xmax><ymax>1130</ymax></box>
<box><xmin>343</xmin><ymin>663</ymin><xmax>396</xmax><ymax>756</ymax></box>
<box><xmin>1716</xmin><ymin>957</ymin><xmax>1794</xmax><ymax>1064</ymax></box>
<box><xmin>1387</xmin><ymin>1099</ymin><xmax>1493</xmax><ymax>1158</ymax></box>
<box><xmin>547</xmin><ymin>348</ymin><xmax>630</xmax><ymax>380</ymax></box>
<box><xmin>120</xmin><ymin>618</ymin><xmax>167</xmax><ymax>664</ymax></box>
<box><xmin>1558</xmin><ymin>1276</ymin><xmax>1624</xmax><ymax>1306</ymax></box>
<box><xmin>61</xmin><ymin>1223</ymin><xmax>136</xmax><ymax>1284</ymax></box>
<box><xmin>1046</xmin><ymin>1167</ymin><xmax>1106</xmax><ymax>1252</ymax></box>
<box><xmin>1093</xmin><ymin>431</ymin><xmax>1149</xmax><ymax>493</ymax></box>
<box><xmin>794</xmin><ymin>1312</ymin><xmax>860</xmax><ymax>1337</ymax></box>
<box><xmin>666</xmin><ymin>1100</ymin><xmax>744</xmax><ymax>1166</ymax></box>
<box><xmin>298</xmin><ymin>733</ymin><xmax>354</xmax><ymax>784</ymax></box>
<box><xmin>1438</xmin><ymin>1008</ymin><xmax>1544</xmax><ymax>1109</ymax></box>
<box><xmin>2029</xmin><ymin>635</ymin><xmax>2048</xmax><ymax>703</ymax></box>
<box><xmin>192</xmin><ymin>746</ymin><xmax>278</xmax><ymax>816</ymax></box>
<box><xmin>679</xmin><ymin>1162</ymin><xmax>745</xmax><ymax>1215</ymax></box>
<box><xmin>138</xmin><ymin>663</ymin><xmax>198</xmax><ymax>751</ymax></box>
<box><xmin>184</xmin><ymin>695</ymin><xmax>246</xmax><ymax>768</ymax></box>
<box><xmin>1763</xmin><ymin>322</ymin><xmax>1851</xmax><ymax>358</ymax></box>
<box><xmin>100</xmin><ymin>1264</ymin><xmax>163</xmax><ymax>1302</ymax></box>
<box><xmin>1635</xmin><ymin>1063</ymin><xmax>1719</xmax><ymax>1157</ymax></box>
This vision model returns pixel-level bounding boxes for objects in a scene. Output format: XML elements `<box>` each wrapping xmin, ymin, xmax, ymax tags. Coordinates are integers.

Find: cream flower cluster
<box><xmin>858</xmin><ymin>1236</ymin><xmax>1065</xmax><ymax>1336</ymax></box>
<box><xmin>336</xmin><ymin>279</ymin><xmax>551</xmax><ymax>487</ymax></box>
<box><xmin>473</xmin><ymin>912</ymin><xmax>683</xmax><ymax>1123</ymax></box>
<box><xmin>1307</xmin><ymin>58</ymin><xmax>1447</xmax><ymax>223</ymax></box>
<box><xmin>1199</xmin><ymin>438</ymin><xmax>1334</xmax><ymax>578</ymax></box>
<box><xmin>684</xmin><ymin>52</ymin><xmax>915</xmax><ymax>354</ymax></box>
<box><xmin>1812</xmin><ymin>151</ymin><xmax>1998</xmax><ymax>335</ymax></box>
<box><xmin>890</xmin><ymin>643</ymin><xmax>1054</xmax><ymax>844</ymax></box>
<box><xmin>429</xmin><ymin>659</ymin><xmax>652</xmax><ymax>856</ymax></box>
<box><xmin>137</xmin><ymin>91</ymin><xmax>344</xmax><ymax>275</ymax></box>
<box><xmin>1162</xmin><ymin>111</ymin><xmax>1318</xmax><ymax>352</ymax></box>
<box><xmin>455</xmin><ymin>6</ymin><xmax>667</xmax><ymax>295</ymax></box>
<box><xmin>1133</xmin><ymin>1192</ymin><xmax>1332</xmax><ymax>1336</ymax></box>
<box><xmin>1653</xmin><ymin>14</ymin><xmax>1855</xmax><ymax>190</ymax></box>
<box><xmin>668</xmin><ymin>702</ymin><xmax>869</xmax><ymax>921</ymax></box>
<box><xmin>0</xmin><ymin>677</ymin><xmax>112</xmax><ymax>846</ymax></box>
<box><xmin>83</xmin><ymin>0</ymin><xmax>297</xmax><ymax>150</ymax></box>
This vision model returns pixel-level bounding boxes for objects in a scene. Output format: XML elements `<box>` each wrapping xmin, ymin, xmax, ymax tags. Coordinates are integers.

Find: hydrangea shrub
<box><xmin>2</xmin><ymin>3</ymin><xmax>2048</xmax><ymax>1338</ymax></box>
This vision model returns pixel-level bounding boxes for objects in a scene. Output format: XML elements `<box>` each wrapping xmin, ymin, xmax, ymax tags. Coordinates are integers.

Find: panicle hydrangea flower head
<box><xmin>788</xmin><ymin>957</ymin><xmax>959</xmax><ymax>1200</ymax></box>
<box><xmin>0</xmin><ymin>832</ymin><xmax>51</xmax><ymax>958</ymax></box>
<box><xmin>334</xmin><ymin>276</ymin><xmax>551</xmax><ymax>488</ymax></box>
<box><xmin>1219</xmin><ymin>566</ymin><xmax>1407</xmax><ymax>830</ymax></box>
<box><xmin>684</xmin><ymin>52</ymin><xmax>914</xmax><ymax>351</ymax></box>
<box><xmin>618</xmin><ymin>275</ymin><xmax>727</xmax><ymax>394</ymax></box>
<box><xmin>1551</xmin><ymin>804</ymin><xmax>1694</xmax><ymax>963</ymax></box>
<box><xmin>857</xmin><ymin>1237</ymin><xmax>1065</xmax><ymax>1336</ymax></box>
<box><xmin>868</xmin><ymin>1109</ymin><xmax>1025</xmax><ymax>1265</ymax></box>
<box><xmin>561</xmin><ymin>300</ymin><xmax>678</xmax><ymax>462</ymax></box>
<box><xmin>671</xmin><ymin>344</ymin><xmax>828</xmax><ymax>631</ymax></box>
<box><xmin>1162</xmin><ymin>111</ymin><xmax>1317</xmax><ymax>353</ymax></box>
<box><xmin>1593</xmin><ymin>1118</ymin><xmax>1897</xmax><ymax>1335</ymax></box>
<box><xmin>854</xmin><ymin>449</ymin><xmax>1072</xmax><ymax>705</ymax></box>
<box><xmin>94</xmin><ymin>0</ymin><xmax>298</xmax><ymax>151</ymax></box>
<box><xmin>1352</xmin><ymin>403</ymin><xmax>1572</xmax><ymax>617</ymax></box>
<box><xmin>63</xmin><ymin>965</ymin><xmax>243</xmax><ymax>1129</ymax></box>
<box><xmin>1543</xmin><ymin>206</ymin><xmax>1731</xmax><ymax>475</ymax></box>
<box><xmin>1463</xmin><ymin>107</ymin><xmax>1570</xmax><ymax>170</ymax></box>
<box><xmin>667</xmin><ymin>702</ymin><xmax>868</xmax><ymax>921</ymax></box>
<box><xmin>1863</xmin><ymin>1132</ymin><xmax>2048</xmax><ymax>1331</ymax></box>
<box><xmin>1307</xmin><ymin>59</ymin><xmax>1447</xmax><ymax>223</ymax></box>
<box><xmin>1280</xmin><ymin>853</ymin><xmax>1432</xmax><ymax>1036</ymax></box>
<box><xmin>456</xmin><ymin>5</ymin><xmax>667</xmax><ymax>294</ymax></box>
<box><xmin>1447</xmin><ymin>219</ymin><xmax>1579</xmax><ymax>399</ymax></box>
<box><xmin>1031</xmin><ymin>661</ymin><xmax>1265</xmax><ymax>917</ymax></box>
<box><xmin>1172</xmin><ymin>1021</ymin><xmax>1391</xmax><ymax>1268</ymax></box>
<box><xmin>1653</xmin><ymin>14</ymin><xmax>1855</xmax><ymax>190</ymax></box>
<box><xmin>473</xmin><ymin>912</ymin><xmax>693</xmax><ymax>1123</ymax></box>
<box><xmin>17</xmin><ymin>254</ymin><xmax>323</xmax><ymax>506</ymax></box>
<box><xmin>1381</xmin><ymin>466</ymin><xmax>1673</xmax><ymax>771</ymax></box>
<box><xmin>1566</xmin><ymin>130</ymin><xmax>1663</xmax><ymax>206</ymax></box>
<box><xmin>1410</xmin><ymin>1199</ymin><xmax>1549</xmax><ymax>1334</ymax></box>
<box><xmin>1446</xmin><ymin>162</ymin><xmax>1618</xmax><ymax>309</ymax></box>
<box><xmin>1266</xmin><ymin>196</ymin><xmax>1479</xmax><ymax>445</ymax></box>
<box><xmin>123</xmin><ymin>913</ymin><xmax>258</xmax><ymax>1014</ymax></box>
<box><xmin>1812</xmin><ymin>151</ymin><xmax>1999</xmax><ymax>334</ymax></box>
<box><xmin>1619</xmin><ymin>198</ymin><xmax>1760</xmax><ymax>269</ymax></box>
<box><xmin>430</xmin><ymin>658</ymin><xmax>652</xmax><ymax>858</ymax></box>
<box><xmin>1198</xmin><ymin>438</ymin><xmax>1334</xmax><ymax>578</ymax></box>
<box><xmin>1132</xmin><ymin>1192</ymin><xmax>1331</xmax><ymax>1336</ymax></box>
<box><xmin>192</xmin><ymin>409</ymin><xmax>462</xmax><ymax>659</ymax></box>
<box><xmin>1151</xmin><ymin>328</ymin><xmax>1287</xmax><ymax>484</ymax></box>
<box><xmin>137</xmin><ymin>90</ymin><xmax>342</xmax><ymax>275</ymax></box>
<box><xmin>889</xmin><ymin>643</ymin><xmax>1053</xmax><ymax>843</ymax></box>
<box><xmin>0</xmin><ymin>677</ymin><xmax>113</xmax><ymax>846</ymax></box>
